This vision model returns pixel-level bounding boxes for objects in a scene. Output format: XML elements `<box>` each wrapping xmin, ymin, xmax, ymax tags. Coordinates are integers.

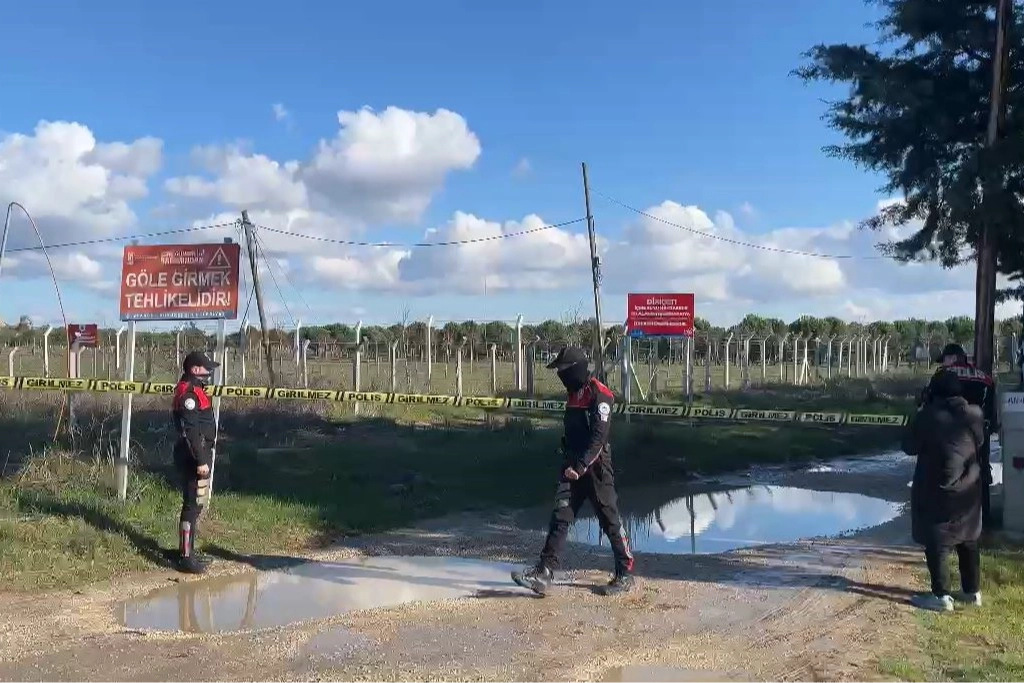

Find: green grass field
<box><xmin>880</xmin><ymin>543</ymin><xmax>1024</xmax><ymax>681</ymax></box>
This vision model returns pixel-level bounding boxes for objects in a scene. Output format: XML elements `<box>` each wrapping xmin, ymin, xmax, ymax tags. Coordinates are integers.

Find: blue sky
<box><xmin>0</xmin><ymin>0</ymin><xmax>1001</xmax><ymax>331</ymax></box>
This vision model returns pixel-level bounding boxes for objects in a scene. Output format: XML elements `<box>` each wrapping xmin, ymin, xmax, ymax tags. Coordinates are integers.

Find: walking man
<box><xmin>511</xmin><ymin>346</ymin><xmax>635</xmax><ymax>596</ymax></box>
<box><xmin>172</xmin><ymin>350</ymin><xmax>220</xmax><ymax>574</ymax></box>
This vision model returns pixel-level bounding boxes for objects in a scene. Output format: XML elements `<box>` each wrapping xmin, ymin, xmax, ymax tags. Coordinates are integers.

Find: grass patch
<box><xmin>880</xmin><ymin>544</ymin><xmax>1024</xmax><ymax>681</ymax></box>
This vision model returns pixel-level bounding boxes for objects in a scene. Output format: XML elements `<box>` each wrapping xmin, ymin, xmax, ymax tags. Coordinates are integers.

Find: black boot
<box><xmin>603</xmin><ymin>562</ymin><xmax>635</xmax><ymax>596</ymax></box>
<box><xmin>511</xmin><ymin>564</ymin><xmax>553</xmax><ymax>596</ymax></box>
<box><xmin>177</xmin><ymin>521</ymin><xmax>208</xmax><ymax>575</ymax></box>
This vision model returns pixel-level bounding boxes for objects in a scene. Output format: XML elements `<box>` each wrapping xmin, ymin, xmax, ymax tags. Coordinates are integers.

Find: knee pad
<box><xmin>196</xmin><ymin>477</ymin><xmax>211</xmax><ymax>507</ymax></box>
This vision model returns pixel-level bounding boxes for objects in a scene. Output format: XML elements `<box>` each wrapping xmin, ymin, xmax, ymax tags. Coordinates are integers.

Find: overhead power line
<box><xmin>593</xmin><ymin>190</ymin><xmax>891</xmax><ymax>260</ymax></box>
<box><xmin>6</xmin><ymin>221</ymin><xmax>240</xmax><ymax>254</ymax></box>
<box><xmin>254</xmin><ymin>217</ymin><xmax>587</xmax><ymax>248</ymax></box>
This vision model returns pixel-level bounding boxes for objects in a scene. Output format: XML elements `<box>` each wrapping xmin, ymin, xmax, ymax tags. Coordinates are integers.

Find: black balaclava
<box><xmin>928</xmin><ymin>368</ymin><xmax>963</xmax><ymax>400</ymax></box>
<box><xmin>557</xmin><ymin>361</ymin><xmax>590</xmax><ymax>393</ymax></box>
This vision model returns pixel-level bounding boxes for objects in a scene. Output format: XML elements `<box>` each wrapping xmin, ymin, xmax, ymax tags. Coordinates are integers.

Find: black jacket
<box><xmin>903</xmin><ymin>396</ymin><xmax>985</xmax><ymax>547</ymax></box>
<box><xmin>172</xmin><ymin>375</ymin><xmax>217</xmax><ymax>468</ymax></box>
<box><xmin>562</xmin><ymin>377</ymin><xmax>614</xmax><ymax>478</ymax></box>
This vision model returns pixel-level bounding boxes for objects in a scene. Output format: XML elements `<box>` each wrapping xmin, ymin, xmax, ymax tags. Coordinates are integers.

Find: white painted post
<box><xmin>723</xmin><ymin>332</ymin><xmax>734</xmax><ymax>389</ymax></box>
<box><xmin>515</xmin><ymin>314</ymin><xmax>524</xmax><ymax>391</ymax></box>
<box><xmin>7</xmin><ymin>347</ymin><xmax>17</xmax><ymax>376</ymax></box>
<box><xmin>760</xmin><ymin>334</ymin><xmax>769</xmax><ymax>383</ymax></box>
<box><xmin>685</xmin><ymin>333</ymin><xmax>694</xmax><ymax>401</ymax></box>
<box><xmin>425</xmin><ymin>315</ymin><xmax>433</xmax><ymax>390</ymax></box>
<box><xmin>455</xmin><ymin>339</ymin><xmax>465</xmax><ymax>398</ymax></box>
<box><xmin>621</xmin><ymin>334</ymin><xmax>632</xmax><ymax>423</ymax></box>
<box><xmin>42</xmin><ymin>325</ymin><xmax>53</xmax><ymax>378</ymax></box>
<box><xmin>353</xmin><ymin>321</ymin><xmax>363</xmax><ymax>415</ymax></box>
<box><xmin>115</xmin><ymin>326</ymin><xmax>126</xmax><ymax>371</ymax></box>
<box><xmin>175</xmin><ymin>326</ymin><xmax>184</xmax><ymax>369</ymax></box>
<box><xmin>301</xmin><ymin>339</ymin><xmax>311</xmax><ymax>388</ymax></box>
<box><xmin>882</xmin><ymin>335</ymin><xmax>891</xmax><ymax>373</ymax></box>
<box><xmin>791</xmin><ymin>335</ymin><xmax>800</xmax><ymax>385</ymax></box>
<box><xmin>779</xmin><ymin>333</ymin><xmax>790</xmax><ymax>383</ymax></box>
<box><xmin>207</xmin><ymin>318</ymin><xmax>228</xmax><ymax>503</ymax></box>
<box><xmin>294</xmin><ymin>319</ymin><xmax>302</xmax><ymax>367</ymax></box>
<box><xmin>115</xmin><ymin>321</ymin><xmax>137</xmax><ymax>501</ymax></box>
<box><xmin>489</xmin><ymin>343</ymin><xmax>498</xmax><ymax>395</ymax></box>
<box><xmin>239</xmin><ymin>319</ymin><xmax>250</xmax><ymax>383</ymax></box>
<box><xmin>390</xmin><ymin>340</ymin><xmax>399</xmax><ymax>392</ymax></box>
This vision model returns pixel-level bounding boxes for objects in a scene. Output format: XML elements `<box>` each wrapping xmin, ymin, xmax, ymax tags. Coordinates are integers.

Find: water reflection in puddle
<box><xmin>119</xmin><ymin>556</ymin><xmax>518</xmax><ymax>633</ymax></box>
<box><xmin>558</xmin><ymin>486</ymin><xmax>903</xmax><ymax>555</ymax></box>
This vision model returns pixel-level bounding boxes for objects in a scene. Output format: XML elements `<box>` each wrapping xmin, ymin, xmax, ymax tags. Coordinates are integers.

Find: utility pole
<box><xmin>240</xmin><ymin>210</ymin><xmax>276</xmax><ymax>387</ymax></box>
<box><xmin>581</xmin><ymin>162</ymin><xmax>607</xmax><ymax>381</ymax></box>
<box><xmin>975</xmin><ymin>0</ymin><xmax>1013</xmax><ymax>375</ymax></box>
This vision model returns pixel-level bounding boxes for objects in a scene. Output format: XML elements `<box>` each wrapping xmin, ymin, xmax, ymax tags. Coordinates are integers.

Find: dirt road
<box><xmin>0</xmin><ymin>460</ymin><xmax>923</xmax><ymax>682</ymax></box>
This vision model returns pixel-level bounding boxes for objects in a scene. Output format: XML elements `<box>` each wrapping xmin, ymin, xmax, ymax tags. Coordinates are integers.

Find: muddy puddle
<box><xmin>601</xmin><ymin>666</ymin><xmax>748</xmax><ymax>681</ymax></box>
<box><xmin>119</xmin><ymin>556</ymin><xmax>519</xmax><ymax>634</ymax></box>
<box><xmin>533</xmin><ymin>485</ymin><xmax>903</xmax><ymax>555</ymax></box>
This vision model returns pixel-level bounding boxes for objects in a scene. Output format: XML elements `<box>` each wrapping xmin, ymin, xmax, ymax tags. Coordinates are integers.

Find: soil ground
<box><xmin>0</xmin><ymin>460</ymin><xmax>922</xmax><ymax>682</ymax></box>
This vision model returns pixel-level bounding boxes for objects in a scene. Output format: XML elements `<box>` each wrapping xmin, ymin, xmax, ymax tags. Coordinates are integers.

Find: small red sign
<box><xmin>626</xmin><ymin>293</ymin><xmax>695</xmax><ymax>337</ymax></box>
<box><xmin>67</xmin><ymin>324</ymin><xmax>99</xmax><ymax>348</ymax></box>
<box><xmin>119</xmin><ymin>243</ymin><xmax>241</xmax><ymax>322</ymax></box>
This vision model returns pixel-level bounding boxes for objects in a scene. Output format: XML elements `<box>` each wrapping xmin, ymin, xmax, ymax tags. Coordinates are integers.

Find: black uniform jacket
<box><xmin>172</xmin><ymin>375</ymin><xmax>217</xmax><ymax>468</ymax></box>
<box><xmin>563</xmin><ymin>377</ymin><xmax>615</xmax><ymax>478</ymax></box>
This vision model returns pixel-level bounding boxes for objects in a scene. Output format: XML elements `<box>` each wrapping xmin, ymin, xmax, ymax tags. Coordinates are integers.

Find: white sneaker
<box><xmin>952</xmin><ymin>591</ymin><xmax>982</xmax><ymax>606</ymax></box>
<box><xmin>911</xmin><ymin>593</ymin><xmax>954</xmax><ymax>612</ymax></box>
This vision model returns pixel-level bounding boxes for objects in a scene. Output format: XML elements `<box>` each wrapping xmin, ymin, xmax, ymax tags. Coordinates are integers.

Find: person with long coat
<box><xmin>902</xmin><ymin>368</ymin><xmax>986</xmax><ymax>612</ymax></box>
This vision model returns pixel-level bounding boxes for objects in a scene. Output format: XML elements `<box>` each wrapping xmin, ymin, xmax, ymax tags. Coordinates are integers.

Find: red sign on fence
<box><xmin>626</xmin><ymin>293</ymin><xmax>695</xmax><ymax>338</ymax></box>
<box><xmin>67</xmin><ymin>324</ymin><xmax>99</xmax><ymax>348</ymax></box>
<box><xmin>119</xmin><ymin>243</ymin><xmax>242</xmax><ymax>322</ymax></box>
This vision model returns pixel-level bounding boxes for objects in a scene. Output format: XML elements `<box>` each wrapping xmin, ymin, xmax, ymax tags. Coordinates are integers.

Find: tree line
<box><xmin>1</xmin><ymin>313</ymin><xmax>1020</xmax><ymax>353</ymax></box>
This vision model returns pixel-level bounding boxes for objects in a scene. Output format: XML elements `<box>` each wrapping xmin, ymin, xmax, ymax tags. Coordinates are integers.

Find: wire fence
<box><xmin>3</xmin><ymin>320</ymin><xmax>1020</xmax><ymax>402</ymax></box>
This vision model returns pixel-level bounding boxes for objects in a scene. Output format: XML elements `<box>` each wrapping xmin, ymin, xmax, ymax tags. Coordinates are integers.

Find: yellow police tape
<box><xmin>0</xmin><ymin>376</ymin><xmax>909</xmax><ymax>427</ymax></box>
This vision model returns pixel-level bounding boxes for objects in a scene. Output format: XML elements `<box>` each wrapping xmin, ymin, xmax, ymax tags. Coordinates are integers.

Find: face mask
<box><xmin>557</xmin><ymin>363</ymin><xmax>589</xmax><ymax>392</ymax></box>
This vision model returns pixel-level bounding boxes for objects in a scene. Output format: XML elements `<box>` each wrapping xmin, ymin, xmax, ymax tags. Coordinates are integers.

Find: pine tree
<box><xmin>794</xmin><ymin>0</ymin><xmax>1024</xmax><ymax>297</ymax></box>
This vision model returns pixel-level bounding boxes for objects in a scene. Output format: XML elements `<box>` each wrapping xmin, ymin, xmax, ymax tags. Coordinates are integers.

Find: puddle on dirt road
<box><xmin>119</xmin><ymin>556</ymin><xmax>518</xmax><ymax>634</ymax></box>
<box><xmin>601</xmin><ymin>666</ymin><xmax>747</xmax><ymax>681</ymax></box>
<box><xmin>557</xmin><ymin>485</ymin><xmax>903</xmax><ymax>555</ymax></box>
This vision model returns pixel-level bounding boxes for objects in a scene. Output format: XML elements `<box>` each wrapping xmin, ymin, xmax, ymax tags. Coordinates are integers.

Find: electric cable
<box><xmin>254</xmin><ymin>217</ymin><xmax>586</xmax><ymax>248</ymax></box>
<box><xmin>593</xmin><ymin>190</ymin><xmax>892</xmax><ymax>260</ymax></box>
<box><xmin>6</xmin><ymin>221</ymin><xmax>240</xmax><ymax>254</ymax></box>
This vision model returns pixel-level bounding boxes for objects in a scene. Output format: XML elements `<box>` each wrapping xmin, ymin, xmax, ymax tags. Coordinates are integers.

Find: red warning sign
<box><xmin>67</xmin><ymin>324</ymin><xmax>99</xmax><ymax>348</ymax></box>
<box><xmin>119</xmin><ymin>243</ymin><xmax>242</xmax><ymax>321</ymax></box>
<box><xmin>626</xmin><ymin>293</ymin><xmax>695</xmax><ymax>338</ymax></box>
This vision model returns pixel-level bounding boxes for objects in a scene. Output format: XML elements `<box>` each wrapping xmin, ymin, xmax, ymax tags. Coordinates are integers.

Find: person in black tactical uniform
<box><xmin>511</xmin><ymin>346</ymin><xmax>635</xmax><ymax>597</ymax></box>
<box><xmin>925</xmin><ymin>343</ymin><xmax>1000</xmax><ymax>530</ymax></box>
<box><xmin>172</xmin><ymin>350</ymin><xmax>220</xmax><ymax>573</ymax></box>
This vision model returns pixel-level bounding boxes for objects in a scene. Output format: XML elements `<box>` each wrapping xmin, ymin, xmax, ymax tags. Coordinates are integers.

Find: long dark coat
<box><xmin>902</xmin><ymin>396</ymin><xmax>986</xmax><ymax>547</ymax></box>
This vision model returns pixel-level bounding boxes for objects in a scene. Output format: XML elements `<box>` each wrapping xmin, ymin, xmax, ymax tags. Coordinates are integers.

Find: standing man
<box><xmin>934</xmin><ymin>343</ymin><xmax>999</xmax><ymax>530</ymax></box>
<box><xmin>511</xmin><ymin>346</ymin><xmax>635</xmax><ymax>597</ymax></box>
<box><xmin>172</xmin><ymin>350</ymin><xmax>220</xmax><ymax>574</ymax></box>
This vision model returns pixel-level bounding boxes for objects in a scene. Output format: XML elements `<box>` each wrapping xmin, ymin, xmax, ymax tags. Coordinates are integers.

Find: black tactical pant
<box><xmin>173</xmin><ymin>440</ymin><xmax>206</xmax><ymax>557</ymax></box>
<box><xmin>539</xmin><ymin>458</ymin><xmax>634</xmax><ymax>572</ymax></box>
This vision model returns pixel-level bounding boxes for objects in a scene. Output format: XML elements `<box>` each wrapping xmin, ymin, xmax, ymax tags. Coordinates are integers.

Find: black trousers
<box><xmin>173</xmin><ymin>440</ymin><xmax>205</xmax><ymax>557</ymax></box>
<box><xmin>924</xmin><ymin>541</ymin><xmax>980</xmax><ymax>596</ymax></box>
<box><xmin>539</xmin><ymin>460</ymin><xmax>633</xmax><ymax>573</ymax></box>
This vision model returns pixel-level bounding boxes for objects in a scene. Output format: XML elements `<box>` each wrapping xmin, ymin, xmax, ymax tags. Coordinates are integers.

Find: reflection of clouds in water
<box><xmin>571</xmin><ymin>486</ymin><xmax>902</xmax><ymax>554</ymax></box>
<box><xmin>124</xmin><ymin>557</ymin><xmax>516</xmax><ymax>633</ymax></box>
<box><xmin>657</xmin><ymin>487</ymin><xmax>887</xmax><ymax>540</ymax></box>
